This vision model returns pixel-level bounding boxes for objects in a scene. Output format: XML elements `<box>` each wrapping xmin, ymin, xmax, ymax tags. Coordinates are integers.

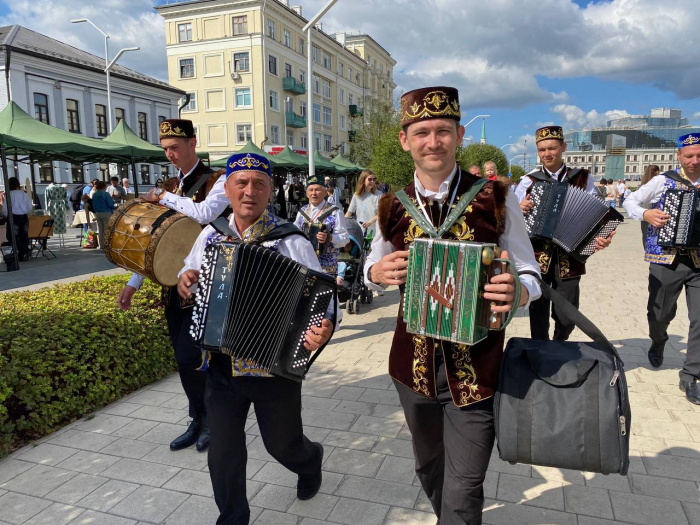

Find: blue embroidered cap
<box><xmin>226</xmin><ymin>153</ymin><xmax>271</xmax><ymax>178</ymax></box>
<box><xmin>678</xmin><ymin>133</ymin><xmax>700</xmax><ymax>149</ymax></box>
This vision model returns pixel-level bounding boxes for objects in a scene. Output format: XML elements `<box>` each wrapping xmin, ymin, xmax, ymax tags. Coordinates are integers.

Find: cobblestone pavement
<box><xmin>1</xmin><ymin>215</ymin><xmax>699</xmax><ymax>524</ymax></box>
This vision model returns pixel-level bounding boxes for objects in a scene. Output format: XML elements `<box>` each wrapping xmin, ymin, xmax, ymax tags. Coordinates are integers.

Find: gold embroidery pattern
<box><xmin>448</xmin><ymin>216</ymin><xmax>475</xmax><ymax>241</ymax></box>
<box><xmin>452</xmin><ymin>344</ymin><xmax>481</xmax><ymax>405</ymax></box>
<box><xmin>537</xmin><ymin>250</ymin><xmax>551</xmax><ymax>273</ymax></box>
<box><xmin>536</xmin><ymin>127</ymin><xmax>564</xmax><ymax>143</ymax></box>
<box><xmin>411</xmin><ymin>335</ymin><xmax>430</xmax><ymax>395</ymax></box>
<box><xmin>401</xmin><ymin>90</ymin><xmax>460</xmax><ymax>123</ymax></box>
<box><xmin>559</xmin><ymin>254</ymin><xmax>570</xmax><ymax>278</ymax></box>
<box><xmin>679</xmin><ymin>135</ymin><xmax>700</xmax><ymax>147</ymax></box>
<box><xmin>159</xmin><ymin>121</ymin><xmax>187</xmax><ymax>138</ymax></box>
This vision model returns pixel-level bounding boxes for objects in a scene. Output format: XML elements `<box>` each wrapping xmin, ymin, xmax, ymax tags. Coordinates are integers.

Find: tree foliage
<box><xmin>368</xmin><ymin>122</ymin><xmax>415</xmax><ymax>187</ymax></box>
<box><xmin>457</xmin><ymin>144</ymin><xmax>508</xmax><ymax>176</ymax></box>
<box><xmin>510</xmin><ymin>164</ymin><xmax>526</xmax><ymax>184</ymax></box>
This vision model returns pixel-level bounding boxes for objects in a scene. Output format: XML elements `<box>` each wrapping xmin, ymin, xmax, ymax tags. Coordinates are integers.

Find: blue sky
<box><xmin>1</xmin><ymin>0</ymin><xmax>698</xmax><ymax>164</ymax></box>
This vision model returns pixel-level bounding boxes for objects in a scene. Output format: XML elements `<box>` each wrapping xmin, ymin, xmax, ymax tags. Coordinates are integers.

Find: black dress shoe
<box><xmin>648</xmin><ymin>343</ymin><xmax>665</xmax><ymax>368</ymax></box>
<box><xmin>297</xmin><ymin>443</ymin><xmax>323</xmax><ymax>501</ymax></box>
<box><xmin>170</xmin><ymin>419</ymin><xmax>202</xmax><ymax>451</ymax></box>
<box><xmin>680</xmin><ymin>379</ymin><xmax>700</xmax><ymax>405</ymax></box>
<box><xmin>196</xmin><ymin>425</ymin><xmax>210</xmax><ymax>452</ymax></box>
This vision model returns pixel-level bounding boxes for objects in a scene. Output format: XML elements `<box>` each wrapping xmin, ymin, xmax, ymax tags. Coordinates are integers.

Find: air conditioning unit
<box><xmin>231</xmin><ymin>72</ymin><xmax>240</xmax><ymax>80</ymax></box>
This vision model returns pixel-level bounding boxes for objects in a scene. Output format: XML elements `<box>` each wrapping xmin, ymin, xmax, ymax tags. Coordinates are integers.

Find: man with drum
<box><xmin>364</xmin><ymin>86</ymin><xmax>541</xmax><ymax>524</ymax></box>
<box><xmin>514</xmin><ymin>126</ymin><xmax>613</xmax><ymax>341</ymax></box>
<box><xmin>294</xmin><ymin>174</ymin><xmax>348</xmax><ymax>276</ymax></box>
<box><xmin>117</xmin><ymin>119</ymin><xmax>228</xmax><ymax>453</ymax></box>
<box><xmin>623</xmin><ymin>133</ymin><xmax>700</xmax><ymax>405</ymax></box>
<box><xmin>177</xmin><ymin>153</ymin><xmax>335</xmax><ymax>524</ymax></box>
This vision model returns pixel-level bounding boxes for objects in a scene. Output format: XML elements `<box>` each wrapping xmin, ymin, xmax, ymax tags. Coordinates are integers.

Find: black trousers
<box><xmin>164</xmin><ymin>289</ymin><xmax>206</xmax><ymax>419</ymax></box>
<box><xmin>394</xmin><ymin>356</ymin><xmax>495</xmax><ymax>525</ymax></box>
<box><xmin>648</xmin><ymin>258</ymin><xmax>700</xmax><ymax>382</ymax></box>
<box><xmin>529</xmin><ymin>256</ymin><xmax>580</xmax><ymax>341</ymax></box>
<box><xmin>5</xmin><ymin>214</ymin><xmax>30</xmax><ymax>257</ymax></box>
<box><xmin>206</xmin><ymin>353</ymin><xmax>322</xmax><ymax>525</ymax></box>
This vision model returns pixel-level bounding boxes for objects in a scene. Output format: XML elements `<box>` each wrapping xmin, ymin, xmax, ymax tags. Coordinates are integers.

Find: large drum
<box><xmin>104</xmin><ymin>200</ymin><xmax>201</xmax><ymax>287</ymax></box>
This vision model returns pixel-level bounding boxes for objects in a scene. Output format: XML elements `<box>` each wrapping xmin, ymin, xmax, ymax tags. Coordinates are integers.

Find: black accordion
<box><xmin>524</xmin><ymin>181</ymin><xmax>623</xmax><ymax>262</ymax></box>
<box><xmin>658</xmin><ymin>189</ymin><xmax>700</xmax><ymax>248</ymax></box>
<box><xmin>190</xmin><ymin>242</ymin><xmax>336</xmax><ymax>381</ymax></box>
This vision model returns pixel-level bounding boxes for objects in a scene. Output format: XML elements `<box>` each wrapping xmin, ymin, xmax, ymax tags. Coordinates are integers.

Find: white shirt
<box><xmin>348</xmin><ymin>191</ymin><xmax>381</xmax><ymax>227</ymax></box>
<box><xmin>181</xmin><ymin>213</ymin><xmax>340</xmax><ymax>324</ymax></box>
<box><xmin>364</xmin><ymin>168</ymin><xmax>542</xmax><ymax>308</ymax></box>
<box><xmin>514</xmin><ymin>165</ymin><xmax>597</xmax><ymax>204</ymax></box>
<box><xmin>617</xmin><ymin>183</ymin><xmax>626</xmax><ymax>195</ymax></box>
<box><xmin>295</xmin><ymin>200</ymin><xmax>349</xmax><ymax>249</ymax></box>
<box><xmin>126</xmin><ymin>167</ymin><xmax>228</xmax><ymax>290</ymax></box>
<box><xmin>623</xmin><ymin>173</ymin><xmax>700</xmax><ymax>221</ymax></box>
<box><xmin>1</xmin><ymin>189</ymin><xmax>33</xmax><ymax>216</ymax></box>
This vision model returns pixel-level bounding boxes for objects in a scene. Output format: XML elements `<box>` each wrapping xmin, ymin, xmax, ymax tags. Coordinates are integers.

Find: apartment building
<box><xmin>156</xmin><ymin>0</ymin><xmax>396</xmax><ymax>158</ymax></box>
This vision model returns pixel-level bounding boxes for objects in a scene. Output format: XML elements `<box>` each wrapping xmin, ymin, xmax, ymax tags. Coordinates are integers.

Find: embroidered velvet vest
<box><xmin>644</xmin><ymin>175</ymin><xmax>700</xmax><ymax>267</ymax></box>
<box><xmin>378</xmin><ymin>172</ymin><xmax>508</xmax><ymax>406</ymax></box>
<box><xmin>179</xmin><ymin>162</ymin><xmax>222</xmax><ymax>203</ymax></box>
<box><xmin>526</xmin><ymin>168</ymin><xmax>589</xmax><ymax>279</ymax></box>
<box><xmin>295</xmin><ymin>202</ymin><xmax>340</xmax><ymax>275</ymax></box>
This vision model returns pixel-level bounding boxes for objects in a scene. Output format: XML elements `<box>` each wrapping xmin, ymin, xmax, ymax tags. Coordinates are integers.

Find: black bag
<box><xmin>494</xmin><ymin>283</ymin><xmax>631</xmax><ymax>475</ymax></box>
<box><xmin>70</xmin><ymin>185</ymin><xmax>86</xmax><ymax>204</ymax></box>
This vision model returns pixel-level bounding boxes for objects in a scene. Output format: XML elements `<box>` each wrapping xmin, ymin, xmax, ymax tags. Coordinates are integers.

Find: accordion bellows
<box><xmin>524</xmin><ymin>182</ymin><xmax>623</xmax><ymax>262</ymax></box>
<box><xmin>190</xmin><ymin>242</ymin><xmax>335</xmax><ymax>381</ymax></box>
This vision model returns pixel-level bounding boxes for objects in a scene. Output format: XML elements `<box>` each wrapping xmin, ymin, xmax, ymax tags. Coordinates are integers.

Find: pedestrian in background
<box><xmin>90</xmin><ymin>180</ymin><xmax>118</xmax><ymax>249</ymax></box>
<box><xmin>617</xmin><ymin>179</ymin><xmax>627</xmax><ymax>207</ymax></box>
<box><xmin>0</xmin><ymin>177</ymin><xmax>32</xmax><ymax>260</ymax></box>
<box><xmin>346</xmin><ymin>169</ymin><xmax>380</xmax><ymax>235</ymax></box>
<box><xmin>605</xmin><ymin>179</ymin><xmax>617</xmax><ymax>208</ymax></box>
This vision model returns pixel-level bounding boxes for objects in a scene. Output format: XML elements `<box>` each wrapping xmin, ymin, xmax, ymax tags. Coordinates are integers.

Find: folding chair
<box><xmin>31</xmin><ymin>219</ymin><xmax>57</xmax><ymax>260</ymax></box>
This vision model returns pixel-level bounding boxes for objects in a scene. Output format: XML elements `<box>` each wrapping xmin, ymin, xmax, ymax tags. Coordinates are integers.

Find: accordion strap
<box><xmin>210</xmin><ymin>217</ymin><xmax>305</xmax><ymax>244</ymax></box>
<box><xmin>396</xmin><ymin>178</ymin><xmax>487</xmax><ymax>238</ymax></box>
<box><xmin>185</xmin><ymin>170</ymin><xmax>213</xmax><ymax>199</ymax></box>
<box><xmin>662</xmin><ymin>170</ymin><xmax>692</xmax><ymax>187</ymax></box>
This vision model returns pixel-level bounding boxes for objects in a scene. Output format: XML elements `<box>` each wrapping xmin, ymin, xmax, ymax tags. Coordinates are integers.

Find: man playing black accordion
<box><xmin>515</xmin><ymin>125</ymin><xmax>614</xmax><ymax>341</ymax></box>
<box><xmin>624</xmin><ymin>133</ymin><xmax>700</xmax><ymax>405</ymax></box>
<box><xmin>176</xmin><ymin>153</ymin><xmax>336</xmax><ymax>524</ymax></box>
<box><xmin>294</xmin><ymin>174</ymin><xmax>349</xmax><ymax>275</ymax></box>
<box><xmin>365</xmin><ymin>86</ymin><xmax>541</xmax><ymax>524</ymax></box>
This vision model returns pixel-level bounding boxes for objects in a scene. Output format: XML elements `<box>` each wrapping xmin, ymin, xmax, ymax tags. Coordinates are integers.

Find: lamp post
<box><xmin>303</xmin><ymin>0</ymin><xmax>340</xmax><ymax>177</ymax></box>
<box><xmin>463</xmin><ymin>114</ymin><xmax>490</xmax><ymax>130</ymax></box>
<box><xmin>509</xmin><ymin>154</ymin><xmax>525</xmax><ymax>174</ymax></box>
<box><xmin>71</xmin><ymin>19</ymin><xmax>139</xmax><ymax>133</ymax></box>
<box><xmin>500</xmin><ymin>143</ymin><xmax>513</xmax><ymax>151</ymax></box>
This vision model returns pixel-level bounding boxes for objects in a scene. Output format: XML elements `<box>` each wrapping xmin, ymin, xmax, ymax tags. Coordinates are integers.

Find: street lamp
<box><xmin>303</xmin><ymin>0</ymin><xmax>340</xmax><ymax>176</ymax></box>
<box><xmin>463</xmin><ymin>114</ymin><xmax>490</xmax><ymax>130</ymax></box>
<box><xmin>509</xmin><ymin>154</ymin><xmax>525</xmax><ymax>174</ymax></box>
<box><xmin>71</xmin><ymin>19</ymin><xmax>139</xmax><ymax>133</ymax></box>
<box><xmin>500</xmin><ymin>143</ymin><xmax>513</xmax><ymax>151</ymax></box>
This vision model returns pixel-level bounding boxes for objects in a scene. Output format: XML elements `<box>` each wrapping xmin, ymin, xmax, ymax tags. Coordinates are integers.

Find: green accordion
<box><xmin>403</xmin><ymin>239</ymin><xmax>520</xmax><ymax>346</ymax></box>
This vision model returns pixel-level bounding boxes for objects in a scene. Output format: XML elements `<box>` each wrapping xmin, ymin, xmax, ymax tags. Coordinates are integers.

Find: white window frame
<box><xmin>284</xmin><ymin>29</ymin><xmax>291</xmax><ymax>47</ymax></box>
<box><xmin>322</xmin><ymin>79</ymin><xmax>331</xmax><ymax>98</ymax></box>
<box><xmin>233</xmin><ymin>51</ymin><xmax>250</xmax><ymax>72</ymax></box>
<box><xmin>324</xmin><ymin>134</ymin><xmax>332</xmax><ymax>152</ymax></box>
<box><xmin>270</xmin><ymin>125</ymin><xmax>280</xmax><ymax>145</ymax></box>
<box><xmin>178</xmin><ymin>56</ymin><xmax>196</xmax><ymax>80</ymax></box>
<box><xmin>299</xmin><ymin>101</ymin><xmax>307</xmax><ymax>118</ymax></box>
<box><xmin>339</xmin><ymin>114</ymin><xmax>346</xmax><ymax>131</ymax></box>
<box><xmin>313</xmin><ymin>103</ymin><xmax>321</xmax><ymax>124</ymax></box>
<box><xmin>193</xmin><ymin>125</ymin><xmax>200</xmax><ymax>147</ymax></box>
<box><xmin>269</xmin><ymin>89</ymin><xmax>280</xmax><ymax>112</ymax></box>
<box><xmin>339</xmin><ymin>88</ymin><xmax>345</xmax><ymax>105</ymax></box>
<box><xmin>298</xmin><ymin>37</ymin><xmax>305</xmax><ymax>55</ymax></box>
<box><xmin>267</xmin><ymin>20</ymin><xmax>276</xmax><ymax>39</ymax></box>
<box><xmin>286</xmin><ymin>130</ymin><xmax>294</xmax><ymax>147</ymax></box>
<box><xmin>301</xmin><ymin>133</ymin><xmax>308</xmax><ymax>149</ymax></box>
<box><xmin>234</xmin><ymin>87</ymin><xmax>252</xmax><ymax>109</ymax></box>
<box><xmin>181</xmin><ymin>91</ymin><xmax>198</xmax><ymax>113</ymax></box>
<box><xmin>268</xmin><ymin>54</ymin><xmax>278</xmax><ymax>76</ymax></box>
<box><xmin>299</xmin><ymin>70</ymin><xmax>306</xmax><ymax>85</ymax></box>
<box><xmin>204</xmin><ymin>88</ymin><xmax>227</xmax><ymax>112</ymax></box>
<box><xmin>202</xmin><ymin>53</ymin><xmax>224</xmax><ymax>78</ymax></box>
<box><xmin>323</xmin><ymin>106</ymin><xmax>332</xmax><ymax>126</ymax></box>
<box><xmin>236</xmin><ymin>123</ymin><xmax>253</xmax><ymax>144</ymax></box>
<box><xmin>232</xmin><ymin>15</ymin><xmax>248</xmax><ymax>35</ymax></box>
<box><xmin>314</xmin><ymin>132</ymin><xmax>322</xmax><ymax>151</ymax></box>
<box><xmin>206</xmin><ymin>123</ymin><xmax>228</xmax><ymax>147</ymax></box>
<box><xmin>178</xmin><ymin>22</ymin><xmax>192</xmax><ymax>42</ymax></box>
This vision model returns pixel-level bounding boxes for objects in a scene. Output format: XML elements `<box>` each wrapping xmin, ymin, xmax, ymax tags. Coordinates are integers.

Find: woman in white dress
<box><xmin>345</xmin><ymin>170</ymin><xmax>381</xmax><ymax>236</ymax></box>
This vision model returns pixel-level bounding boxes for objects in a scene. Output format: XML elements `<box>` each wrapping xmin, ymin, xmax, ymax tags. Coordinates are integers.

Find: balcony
<box><xmin>286</xmin><ymin>111</ymin><xmax>307</xmax><ymax>128</ymax></box>
<box><xmin>283</xmin><ymin>77</ymin><xmax>306</xmax><ymax>95</ymax></box>
<box><xmin>349</xmin><ymin>105</ymin><xmax>363</xmax><ymax>117</ymax></box>
<box><xmin>348</xmin><ymin>130</ymin><xmax>357</xmax><ymax>142</ymax></box>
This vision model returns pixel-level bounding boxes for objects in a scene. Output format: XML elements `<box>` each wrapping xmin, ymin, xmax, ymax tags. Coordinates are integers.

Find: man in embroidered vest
<box><xmin>117</xmin><ymin>119</ymin><xmax>228</xmax><ymax>453</ymax></box>
<box><xmin>177</xmin><ymin>153</ymin><xmax>335</xmax><ymax>524</ymax></box>
<box><xmin>623</xmin><ymin>133</ymin><xmax>700</xmax><ymax>405</ymax></box>
<box><xmin>515</xmin><ymin>125</ymin><xmax>613</xmax><ymax>341</ymax></box>
<box><xmin>294</xmin><ymin>174</ymin><xmax>349</xmax><ymax>275</ymax></box>
<box><xmin>364</xmin><ymin>86</ymin><xmax>542</xmax><ymax>524</ymax></box>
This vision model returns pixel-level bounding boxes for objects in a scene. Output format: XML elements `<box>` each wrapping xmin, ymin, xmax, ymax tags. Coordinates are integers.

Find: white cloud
<box><xmin>551</xmin><ymin>104</ymin><xmax>632</xmax><ymax>130</ymax></box>
<box><xmin>2</xmin><ymin>0</ymin><xmax>699</xmax><ymax>107</ymax></box>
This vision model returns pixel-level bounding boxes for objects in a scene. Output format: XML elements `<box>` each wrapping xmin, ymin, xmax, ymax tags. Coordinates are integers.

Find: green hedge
<box><xmin>0</xmin><ymin>275</ymin><xmax>176</xmax><ymax>457</ymax></box>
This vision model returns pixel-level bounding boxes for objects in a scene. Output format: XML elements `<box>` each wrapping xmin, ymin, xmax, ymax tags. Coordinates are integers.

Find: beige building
<box><xmin>156</xmin><ymin>0</ymin><xmax>396</xmax><ymax>158</ymax></box>
<box><xmin>566</xmin><ymin>148</ymin><xmax>679</xmax><ymax>181</ymax></box>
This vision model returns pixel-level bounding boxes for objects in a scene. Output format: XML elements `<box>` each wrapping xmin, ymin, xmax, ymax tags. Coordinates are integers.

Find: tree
<box><xmin>510</xmin><ymin>165</ymin><xmax>526</xmax><ymax>184</ymax></box>
<box><xmin>458</xmin><ymin>144</ymin><xmax>508</xmax><ymax>176</ymax></box>
<box><xmin>368</xmin><ymin>122</ymin><xmax>415</xmax><ymax>187</ymax></box>
<box><xmin>348</xmin><ymin>98</ymin><xmax>398</xmax><ymax>170</ymax></box>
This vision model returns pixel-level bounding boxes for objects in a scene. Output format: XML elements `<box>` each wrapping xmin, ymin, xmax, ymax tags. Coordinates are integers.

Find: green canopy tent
<box><xmin>271</xmin><ymin>146</ymin><xmax>309</xmax><ymax>170</ymax></box>
<box><xmin>311</xmin><ymin>151</ymin><xmax>338</xmax><ymax>173</ymax></box>
<box><xmin>330</xmin><ymin>153</ymin><xmax>364</xmax><ymax>173</ymax></box>
<box><xmin>210</xmin><ymin>140</ymin><xmax>276</xmax><ymax>168</ymax></box>
<box><xmin>0</xmin><ymin>101</ymin><xmax>133</xmax><ymax>270</ymax></box>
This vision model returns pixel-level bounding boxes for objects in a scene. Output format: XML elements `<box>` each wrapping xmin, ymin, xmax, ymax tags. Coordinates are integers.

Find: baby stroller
<box><xmin>338</xmin><ymin>219</ymin><xmax>372</xmax><ymax>314</ymax></box>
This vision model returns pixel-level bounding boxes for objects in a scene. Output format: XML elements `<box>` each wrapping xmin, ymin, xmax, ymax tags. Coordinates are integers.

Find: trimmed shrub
<box><xmin>0</xmin><ymin>275</ymin><xmax>176</xmax><ymax>457</ymax></box>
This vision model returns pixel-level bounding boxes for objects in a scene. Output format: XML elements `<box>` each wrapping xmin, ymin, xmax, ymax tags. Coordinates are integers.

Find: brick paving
<box><xmin>1</xmin><ymin>214</ymin><xmax>699</xmax><ymax>524</ymax></box>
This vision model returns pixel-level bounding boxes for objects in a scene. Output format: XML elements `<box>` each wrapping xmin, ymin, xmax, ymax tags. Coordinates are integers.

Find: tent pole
<box><xmin>131</xmin><ymin>158</ymin><xmax>139</xmax><ymax>197</ymax></box>
<box><xmin>1</xmin><ymin>145</ymin><xmax>20</xmax><ymax>271</ymax></box>
<box><xmin>28</xmin><ymin>155</ymin><xmax>40</xmax><ymax>210</ymax></box>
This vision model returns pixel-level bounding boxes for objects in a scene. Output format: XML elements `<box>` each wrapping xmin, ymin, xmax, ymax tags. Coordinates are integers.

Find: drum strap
<box><xmin>396</xmin><ymin>178</ymin><xmax>487</xmax><ymax>238</ymax></box>
<box><xmin>150</xmin><ymin>209</ymin><xmax>177</xmax><ymax>233</ymax></box>
<box><xmin>184</xmin><ymin>171</ymin><xmax>212</xmax><ymax>199</ymax></box>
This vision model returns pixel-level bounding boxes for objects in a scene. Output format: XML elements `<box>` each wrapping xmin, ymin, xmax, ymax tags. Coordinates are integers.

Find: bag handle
<box><xmin>536</xmin><ymin>276</ymin><xmax>624</xmax><ymax>364</ymax></box>
<box><xmin>523</xmin><ymin>349</ymin><xmax>599</xmax><ymax>388</ymax></box>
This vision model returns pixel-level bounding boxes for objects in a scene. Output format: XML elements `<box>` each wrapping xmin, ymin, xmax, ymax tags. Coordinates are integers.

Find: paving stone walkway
<box><xmin>1</xmin><ymin>214</ymin><xmax>699</xmax><ymax>524</ymax></box>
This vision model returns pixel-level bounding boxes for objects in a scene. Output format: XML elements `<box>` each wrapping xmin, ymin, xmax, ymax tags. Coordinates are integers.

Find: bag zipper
<box><xmin>610</xmin><ymin>370</ymin><xmax>620</xmax><ymax>386</ymax></box>
<box><xmin>619</xmin><ymin>415</ymin><xmax>627</xmax><ymax>436</ymax></box>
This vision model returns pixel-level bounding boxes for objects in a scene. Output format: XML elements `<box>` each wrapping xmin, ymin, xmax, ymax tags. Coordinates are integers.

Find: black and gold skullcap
<box><xmin>159</xmin><ymin>119</ymin><xmax>196</xmax><ymax>139</ymax></box>
<box><xmin>535</xmin><ymin>126</ymin><xmax>564</xmax><ymax>143</ymax></box>
<box><xmin>400</xmin><ymin>86</ymin><xmax>461</xmax><ymax>128</ymax></box>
